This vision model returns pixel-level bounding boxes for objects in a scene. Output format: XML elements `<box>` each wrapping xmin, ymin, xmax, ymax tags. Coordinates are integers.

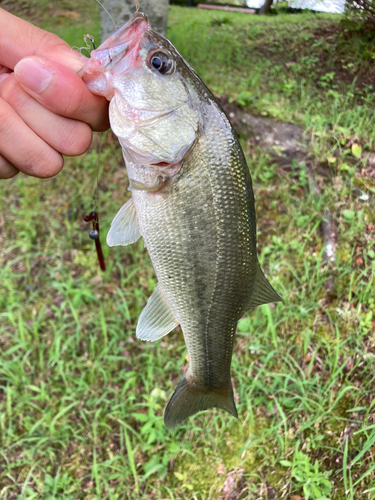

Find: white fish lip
<box><xmin>78</xmin><ymin>12</ymin><xmax>151</xmax><ymax>97</ymax></box>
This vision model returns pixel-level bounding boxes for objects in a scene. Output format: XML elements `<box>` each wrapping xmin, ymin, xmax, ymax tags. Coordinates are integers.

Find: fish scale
<box><xmin>132</xmin><ymin>103</ymin><xmax>255</xmax><ymax>390</ymax></box>
<box><xmin>80</xmin><ymin>12</ymin><xmax>281</xmax><ymax>428</ymax></box>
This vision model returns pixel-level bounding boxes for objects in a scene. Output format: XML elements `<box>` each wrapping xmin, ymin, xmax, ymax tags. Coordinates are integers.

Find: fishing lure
<box><xmin>84</xmin><ymin>210</ymin><xmax>106</xmax><ymax>272</ymax></box>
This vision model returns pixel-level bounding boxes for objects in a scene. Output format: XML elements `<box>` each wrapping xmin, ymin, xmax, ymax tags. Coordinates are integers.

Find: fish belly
<box><xmin>131</xmin><ymin>106</ymin><xmax>257</xmax><ymax>427</ymax></box>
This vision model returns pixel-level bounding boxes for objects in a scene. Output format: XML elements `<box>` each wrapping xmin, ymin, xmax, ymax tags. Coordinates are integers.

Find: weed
<box><xmin>281</xmin><ymin>445</ymin><xmax>332</xmax><ymax>499</ymax></box>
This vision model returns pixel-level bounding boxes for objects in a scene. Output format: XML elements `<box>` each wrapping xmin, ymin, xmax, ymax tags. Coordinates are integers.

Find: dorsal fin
<box><xmin>107</xmin><ymin>198</ymin><xmax>141</xmax><ymax>247</ymax></box>
<box><xmin>246</xmin><ymin>264</ymin><xmax>282</xmax><ymax>310</ymax></box>
<box><xmin>136</xmin><ymin>284</ymin><xmax>179</xmax><ymax>342</ymax></box>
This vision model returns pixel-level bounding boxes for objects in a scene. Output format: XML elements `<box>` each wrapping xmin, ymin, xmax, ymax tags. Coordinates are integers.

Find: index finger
<box><xmin>14</xmin><ymin>56</ymin><xmax>110</xmax><ymax>131</ymax></box>
<box><xmin>0</xmin><ymin>8</ymin><xmax>87</xmax><ymax>72</ymax></box>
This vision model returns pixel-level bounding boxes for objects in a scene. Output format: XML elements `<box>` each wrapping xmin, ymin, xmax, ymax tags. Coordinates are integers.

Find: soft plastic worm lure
<box><xmin>84</xmin><ymin>210</ymin><xmax>106</xmax><ymax>272</ymax></box>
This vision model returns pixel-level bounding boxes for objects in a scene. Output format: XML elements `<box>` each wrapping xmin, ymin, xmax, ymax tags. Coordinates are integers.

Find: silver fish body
<box><xmin>80</xmin><ymin>13</ymin><xmax>281</xmax><ymax>428</ymax></box>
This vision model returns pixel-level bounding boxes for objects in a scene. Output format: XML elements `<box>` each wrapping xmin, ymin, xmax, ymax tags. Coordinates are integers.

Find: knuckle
<box><xmin>0</xmin><ymin>75</ymin><xmax>25</xmax><ymax>109</ymax></box>
<box><xmin>0</xmin><ymin>100</ymin><xmax>13</xmax><ymax>135</ymax></box>
<box><xmin>33</xmin><ymin>29</ymin><xmax>68</xmax><ymax>57</ymax></box>
<box><xmin>61</xmin><ymin>84</ymin><xmax>86</xmax><ymax>118</ymax></box>
<box><xmin>59</xmin><ymin>121</ymin><xmax>92</xmax><ymax>156</ymax></box>
<box><xmin>91</xmin><ymin>99</ymin><xmax>110</xmax><ymax>132</ymax></box>
<box><xmin>29</xmin><ymin>149</ymin><xmax>64</xmax><ymax>178</ymax></box>
<box><xmin>0</xmin><ymin>96</ymin><xmax>63</xmax><ymax>178</ymax></box>
<box><xmin>0</xmin><ymin>155</ymin><xmax>19</xmax><ymax>179</ymax></box>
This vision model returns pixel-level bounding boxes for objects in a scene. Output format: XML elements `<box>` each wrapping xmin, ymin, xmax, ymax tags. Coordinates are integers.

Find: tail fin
<box><xmin>164</xmin><ymin>373</ymin><xmax>238</xmax><ymax>429</ymax></box>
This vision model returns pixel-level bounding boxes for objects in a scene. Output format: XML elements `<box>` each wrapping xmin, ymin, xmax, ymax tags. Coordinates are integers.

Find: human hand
<box><xmin>0</xmin><ymin>8</ymin><xmax>110</xmax><ymax>179</ymax></box>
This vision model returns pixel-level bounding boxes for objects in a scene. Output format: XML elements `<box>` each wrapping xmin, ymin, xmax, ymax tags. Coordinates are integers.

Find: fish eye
<box><xmin>150</xmin><ymin>52</ymin><xmax>174</xmax><ymax>75</ymax></box>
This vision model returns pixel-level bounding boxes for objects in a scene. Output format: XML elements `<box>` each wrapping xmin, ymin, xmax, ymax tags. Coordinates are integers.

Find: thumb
<box><xmin>14</xmin><ymin>57</ymin><xmax>54</xmax><ymax>95</ymax></box>
<box><xmin>14</xmin><ymin>56</ymin><xmax>109</xmax><ymax>132</ymax></box>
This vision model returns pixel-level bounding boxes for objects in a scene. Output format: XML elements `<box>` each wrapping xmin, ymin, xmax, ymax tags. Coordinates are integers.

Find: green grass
<box><xmin>168</xmin><ymin>6</ymin><xmax>375</xmax><ymax>151</ymax></box>
<box><xmin>1</xmin><ymin>3</ymin><xmax>375</xmax><ymax>499</ymax></box>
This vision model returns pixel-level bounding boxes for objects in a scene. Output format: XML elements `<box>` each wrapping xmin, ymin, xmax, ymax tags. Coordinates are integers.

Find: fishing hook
<box><xmin>83</xmin><ymin>34</ymin><xmax>96</xmax><ymax>51</ymax></box>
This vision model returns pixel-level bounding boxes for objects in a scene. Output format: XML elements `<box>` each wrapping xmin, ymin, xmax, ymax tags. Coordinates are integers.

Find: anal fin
<box><xmin>107</xmin><ymin>198</ymin><xmax>141</xmax><ymax>247</ymax></box>
<box><xmin>136</xmin><ymin>284</ymin><xmax>179</xmax><ymax>342</ymax></box>
<box><xmin>246</xmin><ymin>264</ymin><xmax>282</xmax><ymax>310</ymax></box>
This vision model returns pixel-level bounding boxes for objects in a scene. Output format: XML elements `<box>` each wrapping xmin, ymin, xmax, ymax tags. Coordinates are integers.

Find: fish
<box><xmin>79</xmin><ymin>12</ymin><xmax>281</xmax><ymax>429</ymax></box>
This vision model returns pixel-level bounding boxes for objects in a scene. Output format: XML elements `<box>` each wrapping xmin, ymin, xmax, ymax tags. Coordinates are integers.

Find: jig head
<box><xmin>84</xmin><ymin>210</ymin><xmax>106</xmax><ymax>271</ymax></box>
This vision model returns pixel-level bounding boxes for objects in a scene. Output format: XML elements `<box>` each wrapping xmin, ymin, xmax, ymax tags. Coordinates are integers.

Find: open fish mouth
<box><xmin>78</xmin><ymin>13</ymin><xmax>151</xmax><ymax>98</ymax></box>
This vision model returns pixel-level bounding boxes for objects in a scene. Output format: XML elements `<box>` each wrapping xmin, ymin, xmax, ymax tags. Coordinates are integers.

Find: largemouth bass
<box><xmin>80</xmin><ymin>12</ymin><xmax>281</xmax><ymax>429</ymax></box>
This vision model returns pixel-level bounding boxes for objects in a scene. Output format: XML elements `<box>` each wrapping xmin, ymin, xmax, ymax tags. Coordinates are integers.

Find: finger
<box><xmin>0</xmin><ymin>8</ymin><xmax>88</xmax><ymax>72</ymax></box>
<box><xmin>0</xmin><ymin>97</ymin><xmax>63</xmax><ymax>178</ymax></box>
<box><xmin>14</xmin><ymin>57</ymin><xmax>110</xmax><ymax>132</ymax></box>
<box><xmin>0</xmin><ymin>65</ymin><xmax>12</xmax><ymax>76</ymax></box>
<box><xmin>0</xmin><ymin>154</ymin><xmax>19</xmax><ymax>179</ymax></box>
<box><xmin>0</xmin><ymin>73</ymin><xmax>11</xmax><ymax>85</ymax></box>
<box><xmin>1</xmin><ymin>74</ymin><xmax>93</xmax><ymax>156</ymax></box>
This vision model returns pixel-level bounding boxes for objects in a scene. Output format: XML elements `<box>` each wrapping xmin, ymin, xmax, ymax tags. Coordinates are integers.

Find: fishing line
<box><xmin>84</xmin><ymin>133</ymin><xmax>106</xmax><ymax>272</ymax></box>
<box><xmin>72</xmin><ymin>34</ymin><xmax>95</xmax><ymax>55</ymax></box>
<box><xmin>94</xmin><ymin>133</ymin><xmax>102</xmax><ymax>213</ymax></box>
<box><xmin>79</xmin><ymin>30</ymin><xmax>106</xmax><ymax>272</ymax></box>
<box><xmin>95</xmin><ymin>0</ymin><xmax>118</xmax><ymax>28</ymax></box>
<box><xmin>84</xmin><ymin>0</ymin><xmax>140</xmax><ymax>272</ymax></box>
<box><xmin>83</xmin><ymin>0</ymin><xmax>141</xmax><ymax>270</ymax></box>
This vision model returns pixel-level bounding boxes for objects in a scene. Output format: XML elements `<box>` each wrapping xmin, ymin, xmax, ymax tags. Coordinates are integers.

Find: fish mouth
<box><xmin>99</xmin><ymin>12</ymin><xmax>150</xmax><ymax>51</ymax></box>
<box><xmin>78</xmin><ymin>12</ymin><xmax>151</xmax><ymax>98</ymax></box>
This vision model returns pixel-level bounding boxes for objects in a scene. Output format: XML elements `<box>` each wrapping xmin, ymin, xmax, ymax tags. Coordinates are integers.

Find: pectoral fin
<box><xmin>136</xmin><ymin>284</ymin><xmax>179</xmax><ymax>341</ymax></box>
<box><xmin>107</xmin><ymin>198</ymin><xmax>141</xmax><ymax>247</ymax></box>
<box><xmin>128</xmin><ymin>178</ymin><xmax>163</xmax><ymax>192</ymax></box>
<box><xmin>246</xmin><ymin>264</ymin><xmax>282</xmax><ymax>310</ymax></box>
